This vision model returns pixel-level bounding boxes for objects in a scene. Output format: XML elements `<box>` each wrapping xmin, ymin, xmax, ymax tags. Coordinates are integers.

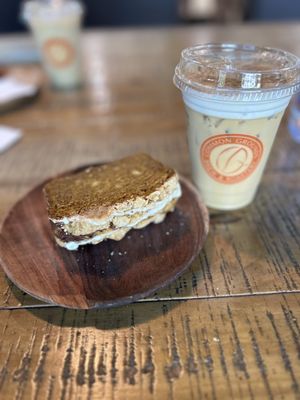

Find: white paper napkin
<box><xmin>0</xmin><ymin>77</ymin><xmax>37</xmax><ymax>104</ymax></box>
<box><xmin>0</xmin><ymin>126</ymin><xmax>22</xmax><ymax>154</ymax></box>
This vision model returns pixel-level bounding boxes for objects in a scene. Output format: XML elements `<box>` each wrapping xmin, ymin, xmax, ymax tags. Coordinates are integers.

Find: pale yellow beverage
<box><xmin>174</xmin><ymin>43</ymin><xmax>300</xmax><ymax>210</ymax></box>
<box><xmin>23</xmin><ymin>0</ymin><xmax>84</xmax><ymax>90</ymax></box>
<box><xmin>186</xmin><ymin>108</ymin><xmax>284</xmax><ymax>209</ymax></box>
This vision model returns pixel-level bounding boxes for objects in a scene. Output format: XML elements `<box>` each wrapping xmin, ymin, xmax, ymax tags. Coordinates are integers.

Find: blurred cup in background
<box><xmin>22</xmin><ymin>0</ymin><xmax>84</xmax><ymax>90</ymax></box>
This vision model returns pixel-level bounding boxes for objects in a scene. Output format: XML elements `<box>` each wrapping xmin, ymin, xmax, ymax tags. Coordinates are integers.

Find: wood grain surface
<box><xmin>0</xmin><ymin>24</ymin><xmax>300</xmax><ymax>399</ymax></box>
<box><xmin>0</xmin><ymin>176</ymin><xmax>208</xmax><ymax>309</ymax></box>
<box><xmin>0</xmin><ymin>67</ymin><xmax>41</xmax><ymax>114</ymax></box>
<box><xmin>0</xmin><ymin>294</ymin><xmax>300</xmax><ymax>399</ymax></box>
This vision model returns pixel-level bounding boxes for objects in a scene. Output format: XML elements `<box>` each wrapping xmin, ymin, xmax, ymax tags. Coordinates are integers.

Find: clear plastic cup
<box><xmin>22</xmin><ymin>0</ymin><xmax>84</xmax><ymax>90</ymax></box>
<box><xmin>174</xmin><ymin>43</ymin><xmax>300</xmax><ymax>210</ymax></box>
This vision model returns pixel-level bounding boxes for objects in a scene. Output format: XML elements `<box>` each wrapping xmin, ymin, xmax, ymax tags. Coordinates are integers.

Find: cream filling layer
<box><xmin>52</xmin><ymin>180</ymin><xmax>181</xmax><ymax>237</ymax></box>
<box><xmin>55</xmin><ymin>182</ymin><xmax>181</xmax><ymax>251</ymax></box>
<box><xmin>56</xmin><ymin>210</ymin><xmax>168</xmax><ymax>251</ymax></box>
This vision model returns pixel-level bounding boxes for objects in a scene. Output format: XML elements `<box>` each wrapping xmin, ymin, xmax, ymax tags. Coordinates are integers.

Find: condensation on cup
<box><xmin>22</xmin><ymin>0</ymin><xmax>84</xmax><ymax>90</ymax></box>
<box><xmin>174</xmin><ymin>43</ymin><xmax>300</xmax><ymax>210</ymax></box>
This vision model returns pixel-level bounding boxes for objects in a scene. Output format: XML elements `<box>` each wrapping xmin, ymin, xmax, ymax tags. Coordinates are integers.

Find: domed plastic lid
<box><xmin>22</xmin><ymin>0</ymin><xmax>83</xmax><ymax>22</ymax></box>
<box><xmin>174</xmin><ymin>43</ymin><xmax>300</xmax><ymax>101</ymax></box>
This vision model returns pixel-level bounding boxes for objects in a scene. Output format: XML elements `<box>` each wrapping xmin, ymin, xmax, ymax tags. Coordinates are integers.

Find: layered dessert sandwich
<box><xmin>44</xmin><ymin>153</ymin><xmax>182</xmax><ymax>250</ymax></box>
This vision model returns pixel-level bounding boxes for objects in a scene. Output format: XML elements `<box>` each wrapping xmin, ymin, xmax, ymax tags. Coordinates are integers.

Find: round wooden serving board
<box><xmin>0</xmin><ymin>171</ymin><xmax>209</xmax><ymax>309</ymax></box>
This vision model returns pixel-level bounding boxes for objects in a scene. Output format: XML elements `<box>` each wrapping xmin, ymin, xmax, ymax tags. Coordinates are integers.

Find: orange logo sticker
<box><xmin>200</xmin><ymin>134</ymin><xmax>263</xmax><ymax>184</ymax></box>
<box><xmin>43</xmin><ymin>38</ymin><xmax>75</xmax><ymax>68</ymax></box>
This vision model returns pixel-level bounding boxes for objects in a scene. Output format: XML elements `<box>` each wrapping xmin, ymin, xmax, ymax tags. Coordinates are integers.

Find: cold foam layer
<box><xmin>182</xmin><ymin>87</ymin><xmax>291</xmax><ymax>119</ymax></box>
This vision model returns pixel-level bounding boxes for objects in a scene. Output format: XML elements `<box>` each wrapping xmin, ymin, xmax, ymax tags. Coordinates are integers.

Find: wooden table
<box><xmin>1</xmin><ymin>23</ymin><xmax>300</xmax><ymax>399</ymax></box>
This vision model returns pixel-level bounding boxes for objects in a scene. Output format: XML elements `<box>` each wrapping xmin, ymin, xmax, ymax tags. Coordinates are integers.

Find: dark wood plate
<box><xmin>0</xmin><ymin>170</ymin><xmax>209</xmax><ymax>309</ymax></box>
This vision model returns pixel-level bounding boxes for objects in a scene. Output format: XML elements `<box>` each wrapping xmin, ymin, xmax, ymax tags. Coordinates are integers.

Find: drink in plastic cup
<box><xmin>22</xmin><ymin>0</ymin><xmax>84</xmax><ymax>90</ymax></box>
<box><xmin>174</xmin><ymin>43</ymin><xmax>300</xmax><ymax>210</ymax></box>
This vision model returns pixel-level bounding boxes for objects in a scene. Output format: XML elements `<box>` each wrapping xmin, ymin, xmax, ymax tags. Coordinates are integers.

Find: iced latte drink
<box><xmin>174</xmin><ymin>43</ymin><xmax>300</xmax><ymax>210</ymax></box>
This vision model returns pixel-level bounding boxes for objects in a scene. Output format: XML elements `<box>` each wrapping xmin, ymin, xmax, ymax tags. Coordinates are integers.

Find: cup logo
<box><xmin>200</xmin><ymin>134</ymin><xmax>263</xmax><ymax>184</ymax></box>
<box><xmin>43</xmin><ymin>38</ymin><xmax>75</xmax><ymax>68</ymax></box>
